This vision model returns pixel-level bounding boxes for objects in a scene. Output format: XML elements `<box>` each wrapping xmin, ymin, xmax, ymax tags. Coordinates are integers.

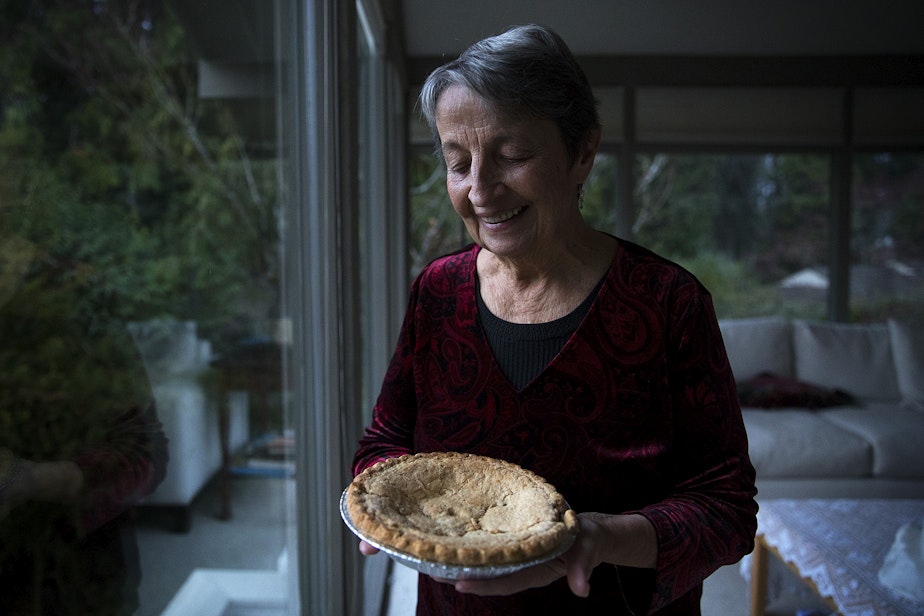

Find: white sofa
<box><xmin>129</xmin><ymin>320</ymin><xmax>250</xmax><ymax>531</ymax></box>
<box><xmin>719</xmin><ymin>317</ymin><xmax>924</xmax><ymax>500</ymax></box>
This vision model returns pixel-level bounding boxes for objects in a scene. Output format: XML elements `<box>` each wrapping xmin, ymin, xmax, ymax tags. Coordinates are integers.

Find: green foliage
<box><xmin>581</xmin><ymin>153</ymin><xmax>620</xmax><ymax>234</ymax></box>
<box><xmin>409</xmin><ymin>151</ymin><xmax>465</xmax><ymax>274</ymax></box>
<box><xmin>633</xmin><ymin>154</ymin><xmax>719</xmax><ymax>259</ymax></box>
<box><xmin>673</xmin><ymin>251</ymin><xmax>786</xmax><ymax>319</ymax></box>
<box><xmin>408</xmin><ymin>143</ymin><xmax>923</xmax><ymax>323</ymax></box>
<box><xmin>0</xmin><ymin>0</ymin><xmax>278</xmax><ymax>350</ymax></box>
<box><xmin>853</xmin><ymin>152</ymin><xmax>924</xmax><ymax>263</ymax></box>
<box><xmin>627</xmin><ymin>152</ymin><xmax>835</xmax><ymax>318</ymax></box>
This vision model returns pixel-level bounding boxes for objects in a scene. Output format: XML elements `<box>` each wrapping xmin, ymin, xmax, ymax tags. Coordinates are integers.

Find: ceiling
<box><xmin>167</xmin><ymin>0</ymin><xmax>923</xmax><ymax>144</ymax></box>
<box><xmin>400</xmin><ymin>0</ymin><xmax>924</xmax><ymax>58</ymax></box>
<box><xmin>171</xmin><ymin>0</ymin><xmax>924</xmax><ymax>66</ymax></box>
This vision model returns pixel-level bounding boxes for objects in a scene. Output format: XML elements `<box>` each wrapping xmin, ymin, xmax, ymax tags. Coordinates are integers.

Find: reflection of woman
<box><xmin>0</xmin><ymin>235</ymin><xmax>168</xmax><ymax>615</ymax></box>
<box><xmin>352</xmin><ymin>24</ymin><xmax>757</xmax><ymax>615</ymax></box>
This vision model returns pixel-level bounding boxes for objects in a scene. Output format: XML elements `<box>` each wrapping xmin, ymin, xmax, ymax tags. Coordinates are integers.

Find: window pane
<box><xmin>358</xmin><ymin>31</ymin><xmax>376</xmax><ymax>418</ymax></box>
<box><xmin>409</xmin><ymin>150</ymin><xmax>466</xmax><ymax>276</ymax></box>
<box><xmin>631</xmin><ymin>153</ymin><xmax>831</xmax><ymax>319</ymax></box>
<box><xmin>0</xmin><ymin>2</ymin><xmax>290</xmax><ymax>614</ymax></box>
<box><xmin>851</xmin><ymin>152</ymin><xmax>924</xmax><ymax>322</ymax></box>
<box><xmin>583</xmin><ymin>152</ymin><xmax>621</xmax><ymax>235</ymax></box>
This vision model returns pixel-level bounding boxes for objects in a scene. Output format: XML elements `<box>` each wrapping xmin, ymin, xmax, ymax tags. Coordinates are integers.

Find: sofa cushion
<box><xmin>792</xmin><ymin>320</ymin><xmax>901</xmax><ymax>401</ymax></box>
<box><xmin>741</xmin><ymin>409</ymin><xmax>871</xmax><ymax>478</ymax></box>
<box><xmin>888</xmin><ymin>319</ymin><xmax>924</xmax><ymax>411</ymax></box>
<box><xmin>737</xmin><ymin>372</ymin><xmax>855</xmax><ymax>409</ymax></box>
<box><xmin>719</xmin><ymin>317</ymin><xmax>793</xmax><ymax>381</ymax></box>
<box><xmin>820</xmin><ymin>407</ymin><xmax>924</xmax><ymax>478</ymax></box>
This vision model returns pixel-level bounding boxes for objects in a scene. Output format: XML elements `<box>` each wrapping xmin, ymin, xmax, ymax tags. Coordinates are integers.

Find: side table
<box><xmin>749</xmin><ymin>499</ymin><xmax>923</xmax><ymax>616</ymax></box>
<box><xmin>211</xmin><ymin>341</ymin><xmax>283</xmax><ymax>520</ymax></box>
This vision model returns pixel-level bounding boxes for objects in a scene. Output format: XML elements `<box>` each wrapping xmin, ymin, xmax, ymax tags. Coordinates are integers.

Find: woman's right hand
<box><xmin>1</xmin><ymin>453</ymin><xmax>84</xmax><ymax>521</ymax></box>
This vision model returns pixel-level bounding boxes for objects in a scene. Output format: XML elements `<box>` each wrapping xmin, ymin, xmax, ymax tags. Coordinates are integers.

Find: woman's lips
<box><xmin>480</xmin><ymin>205</ymin><xmax>526</xmax><ymax>224</ymax></box>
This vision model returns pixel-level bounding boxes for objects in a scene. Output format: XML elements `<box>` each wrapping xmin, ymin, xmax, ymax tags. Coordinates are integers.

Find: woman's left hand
<box><xmin>443</xmin><ymin>511</ymin><xmax>657</xmax><ymax>598</ymax></box>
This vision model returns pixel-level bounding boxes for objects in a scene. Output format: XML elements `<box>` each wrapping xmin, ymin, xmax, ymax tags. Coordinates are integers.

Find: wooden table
<box><xmin>749</xmin><ymin>499</ymin><xmax>924</xmax><ymax>616</ymax></box>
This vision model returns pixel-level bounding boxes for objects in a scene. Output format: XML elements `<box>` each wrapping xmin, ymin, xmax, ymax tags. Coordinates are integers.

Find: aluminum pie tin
<box><xmin>340</xmin><ymin>488</ymin><xmax>575</xmax><ymax>580</ymax></box>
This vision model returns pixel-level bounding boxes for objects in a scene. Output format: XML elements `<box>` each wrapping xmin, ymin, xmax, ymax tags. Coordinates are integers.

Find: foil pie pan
<box><xmin>339</xmin><ymin>488</ymin><xmax>575</xmax><ymax>580</ymax></box>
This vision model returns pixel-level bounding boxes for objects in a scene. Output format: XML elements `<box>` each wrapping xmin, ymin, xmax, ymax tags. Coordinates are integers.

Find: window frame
<box><xmin>281</xmin><ymin>0</ymin><xmax>408</xmax><ymax>612</ymax></box>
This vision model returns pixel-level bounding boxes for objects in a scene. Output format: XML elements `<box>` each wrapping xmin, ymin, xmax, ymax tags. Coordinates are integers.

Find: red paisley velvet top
<box><xmin>353</xmin><ymin>241</ymin><xmax>758</xmax><ymax>615</ymax></box>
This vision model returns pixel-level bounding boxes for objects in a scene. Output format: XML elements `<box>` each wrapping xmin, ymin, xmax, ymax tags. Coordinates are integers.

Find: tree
<box><xmin>0</xmin><ymin>0</ymin><xmax>278</xmax><ymax>351</ymax></box>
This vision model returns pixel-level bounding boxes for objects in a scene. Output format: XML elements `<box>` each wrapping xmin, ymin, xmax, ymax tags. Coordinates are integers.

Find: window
<box><xmin>621</xmin><ymin>149</ymin><xmax>923</xmax><ymax>322</ymax></box>
<box><xmin>409</xmin><ymin>148</ymin><xmax>465</xmax><ymax>275</ymax></box>
<box><xmin>407</xmin><ymin>84</ymin><xmax>924</xmax><ymax>324</ymax></box>
<box><xmin>583</xmin><ymin>152</ymin><xmax>622</xmax><ymax>236</ymax></box>
<box><xmin>358</xmin><ymin>1</ymin><xmax>409</xmax><ymax>416</ymax></box>
<box><xmin>851</xmin><ymin>152</ymin><xmax>924</xmax><ymax>321</ymax></box>
<box><xmin>406</xmin><ymin>145</ymin><xmax>841</xmax><ymax>320</ymax></box>
<box><xmin>630</xmin><ymin>152</ymin><xmax>832</xmax><ymax>319</ymax></box>
<box><xmin>1</xmin><ymin>1</ymin><xmax>291</xmax><ymax>614</ymax></box>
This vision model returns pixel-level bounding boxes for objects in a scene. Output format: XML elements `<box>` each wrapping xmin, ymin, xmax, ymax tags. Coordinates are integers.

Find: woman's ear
<box><xmin>573</xmin><ymin>127</ymin><xmax>602</xmax><ymax>182</ymax></box>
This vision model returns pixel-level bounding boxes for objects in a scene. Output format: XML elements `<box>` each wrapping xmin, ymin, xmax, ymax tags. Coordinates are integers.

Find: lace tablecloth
<box><xmin>757</xmin><ymin>499</ymin><xmax>924</xmax><ymax>616</ymax></box>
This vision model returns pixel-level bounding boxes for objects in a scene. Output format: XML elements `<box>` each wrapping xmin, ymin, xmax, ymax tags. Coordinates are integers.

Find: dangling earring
<box><xmin>577</xmin><ymin>184</ymin><xmax>585</xmax><ymax>211</ymax></box>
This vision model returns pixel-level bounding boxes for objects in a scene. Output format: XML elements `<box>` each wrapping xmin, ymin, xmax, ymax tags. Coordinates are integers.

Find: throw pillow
<box><xmin>888</xmin><ymin>319</ymin><xmax>924</xmax><ymax>411</ymax></box>
<box><xmin>737</xmin><ymin>372</ymin><xmax>856</xmax><ymax>409</ymax></box>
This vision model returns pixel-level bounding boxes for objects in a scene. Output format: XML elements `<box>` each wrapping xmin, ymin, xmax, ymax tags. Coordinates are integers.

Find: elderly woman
<box><xmin>352</xmin><ymin>24</ymin><xmax>757</xmax><ymax>615</ymax></box>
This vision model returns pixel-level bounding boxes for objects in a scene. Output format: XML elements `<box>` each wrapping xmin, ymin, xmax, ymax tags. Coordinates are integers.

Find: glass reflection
<box><xmin>0</xmin><ymin>1</ymin><xmax>286</xmax><ymax>614</ymax></box>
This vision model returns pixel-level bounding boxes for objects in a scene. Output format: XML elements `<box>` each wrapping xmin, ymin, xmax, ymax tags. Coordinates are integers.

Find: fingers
<box><xmin>453</xmin><ymin>574</ymin><xmax>522</xmax><ymax>596</ymax></box>
<box><xmin>359</xmin><ymin>540</ymin><xmax>380</xmax><ymax>556</ymax></box>
<box><xmin>566</xmin><ymin>561</ymin><xmax>592</xmax><ymax>598</ymax></box>
<box><xmin>452</xmin><ymin>558</ymin><xmax>568</xmax><ymax>596</ymax></box>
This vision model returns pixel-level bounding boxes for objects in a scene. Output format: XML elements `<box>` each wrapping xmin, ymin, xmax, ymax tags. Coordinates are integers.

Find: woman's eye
<box><xmin>500</xmin><ymin>152</ymin><xmax>528</xmax><ymax>164</ymax></box>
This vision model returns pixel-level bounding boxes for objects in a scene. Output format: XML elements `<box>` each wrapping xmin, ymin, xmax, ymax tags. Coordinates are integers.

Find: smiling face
<box><xmin>434</xmin><ymin>85</ymin><xmax>598</xmax><ymax>264</ymax></box>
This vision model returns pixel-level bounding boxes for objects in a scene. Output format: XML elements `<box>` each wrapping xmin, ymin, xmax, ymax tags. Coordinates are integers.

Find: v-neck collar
<box><xmin>467</xmin><ymin>244</ymin><xmax>610</xmax><ymax>393</ymax></box>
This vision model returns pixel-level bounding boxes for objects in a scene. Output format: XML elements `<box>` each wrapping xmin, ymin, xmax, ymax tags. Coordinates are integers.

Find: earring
<box><xmin>578</xmin><ymin>185</ymin><xmax>585</xmax><ymax>211</ymax></box>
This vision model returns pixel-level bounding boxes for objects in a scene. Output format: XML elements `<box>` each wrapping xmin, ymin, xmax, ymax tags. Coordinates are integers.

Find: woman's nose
<box><xmin>468</xmin><ymin>160</ymin><xmax>500</xmax><ymax>206</ymax></box>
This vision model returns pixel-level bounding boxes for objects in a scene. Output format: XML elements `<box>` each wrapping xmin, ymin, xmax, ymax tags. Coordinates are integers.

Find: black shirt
<box><xmin>476</xmin><ymin>277</ymin><xmax>603</xmax><ymax>390</ymax></box>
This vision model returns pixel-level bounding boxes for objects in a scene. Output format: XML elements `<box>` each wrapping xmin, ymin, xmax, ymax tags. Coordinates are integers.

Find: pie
<box><xmin>345</xmin><ymin>452</ymin><xmax>578</xmax><ymax>566</ymax></box>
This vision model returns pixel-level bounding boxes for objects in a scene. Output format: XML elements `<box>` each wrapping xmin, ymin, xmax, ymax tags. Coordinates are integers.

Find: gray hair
<box><xmin>419</xmin><ymin>24</ymin><xmax>600</xmax><ymax>164</ymax></box>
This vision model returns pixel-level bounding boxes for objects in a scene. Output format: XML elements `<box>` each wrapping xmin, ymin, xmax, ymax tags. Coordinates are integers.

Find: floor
<box><xmin>134</xmin><ymin>474</ymin><xmax>293</xmax><ymax>616</ymax></box>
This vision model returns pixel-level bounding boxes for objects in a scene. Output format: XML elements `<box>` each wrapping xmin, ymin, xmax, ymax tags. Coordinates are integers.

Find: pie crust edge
<box><xmin>346</xmin><ymin>452</ymin><xmax>578</xmax><ymax>566</ymax></box>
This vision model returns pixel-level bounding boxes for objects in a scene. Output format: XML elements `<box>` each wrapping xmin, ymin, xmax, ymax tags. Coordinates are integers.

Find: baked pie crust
<box><xmin>345</xmin><ymin>452</ymin><xmax>578</xmax><ymax>566</ymax></box>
